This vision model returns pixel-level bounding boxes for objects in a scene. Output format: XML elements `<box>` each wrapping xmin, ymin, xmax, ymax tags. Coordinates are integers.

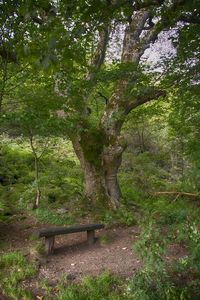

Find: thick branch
<box><xmin>178</xmin><ymin>13</ymin><xmax>200</xmax><ymax>25</ymax></box>
<box><xmin>0</xmin><ymin>48</ymin><xmax>17</xmax><ymax>63</ymax></box>
<box><xmin>100</xmin><ymin>4</ymin><xmax>167</xmax><ymax>136</ymax></box>
<box><xmin>86</xmin><ymin>24</ymin><xmax>111</xmax><ymax>81</ymax></box>
<box><xmin>133</xmin><ymin>0</ymin><xmax>165</xmax><ymax>10</ymax></box>
<box><xmin>125</xmin><ymin>88</ymin><xmax>166</xmax><ymax>114</ymax></box>
<box><xmin>121</xmin><ymin>10</ymin><xmax>149</xmax><ymax>63</ymax></box>
<box><xmin>154</xmin><ymin>191</ymin><xmax>200</xmax><ymax>201</ymax></box>
<box><xmin>139</xmin><ymin>20</ymin><xmax>162</xmax><ymax>54</ymax></box>
<box><xmin>100</xmin><ymin>86</ymin><xmax>165</xmax><ymax>137</ymax></box>
<box><xmin>97</xmin><ymin>92</ymin><xmax>109</xmax><ymax>104</ymax></box>
<box><xmin>31</xmin><ymin>16</ymin><xmax>43</xmax><ymax>25</ymax></box>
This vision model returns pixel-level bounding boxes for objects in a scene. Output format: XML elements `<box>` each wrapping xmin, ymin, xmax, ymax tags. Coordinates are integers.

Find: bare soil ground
<box><xmin>0</xmin><ymin>215</ymin><xmax>141</xmax><ymax>281</ymax></box>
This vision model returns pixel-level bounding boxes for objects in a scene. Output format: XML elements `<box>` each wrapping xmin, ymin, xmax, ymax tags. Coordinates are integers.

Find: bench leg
<box><xmin>87</xmin><ymin>230</ymin><xmax>95</xmax><ymax>245</ymax></box>
<box><xmin>45</xmin><ymin>236</ymin><xmax>55</xmax><ymax>255</ymax></box>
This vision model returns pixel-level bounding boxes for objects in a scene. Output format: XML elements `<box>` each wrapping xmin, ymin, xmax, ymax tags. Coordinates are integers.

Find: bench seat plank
<box><xmin>35</xmin><ymin>223</ymin><xmax>104</xmax><ymax>238</ymax></box>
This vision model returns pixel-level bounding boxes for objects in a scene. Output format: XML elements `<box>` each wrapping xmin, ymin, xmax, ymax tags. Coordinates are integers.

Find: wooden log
<box><xmin>45</xmin><ymin>236</ymin><xmax>55</xmax><ymax>255</ymax></box>
<box><xmin>154</xmin><ymin>191</ymin><xmax>199</xmax><ymax>198</ymax></box>
<box><xmin>87</xmin><ymin>230</ymin><xmax>95</xmax><ymax>245</ymax></box>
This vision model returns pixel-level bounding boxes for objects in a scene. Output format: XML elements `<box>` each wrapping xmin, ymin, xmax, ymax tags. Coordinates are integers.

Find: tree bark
<box><xmin>0</xmin><ymin>60</ymin><xmax>7</xmax><ymax>112</ymax></box>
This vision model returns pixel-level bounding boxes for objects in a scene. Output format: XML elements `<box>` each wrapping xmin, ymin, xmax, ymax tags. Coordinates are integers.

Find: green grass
<box><xmin>96</xmin><ymin>205</ymin><xmax>137</xmax><ymax>226</ymax></box>
<box><xmin>0</xmin><ymin>251</ymin><xmax>36</xmax><ymax>299</ymax></box>
<box><xmin>55</xmin><ymin>272</ymin><xmax>132</xmax><ymax>300</ymax></box>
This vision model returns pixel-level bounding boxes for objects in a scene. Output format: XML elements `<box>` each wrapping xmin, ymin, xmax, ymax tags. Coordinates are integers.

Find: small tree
<box><xmin>0</xmin><ymin>83</ymin><xmax>70</xmax><ymax>208</ymax></box>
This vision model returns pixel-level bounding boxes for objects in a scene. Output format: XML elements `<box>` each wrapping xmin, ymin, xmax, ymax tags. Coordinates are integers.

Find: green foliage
<box><xmin>1</xmin><ymin>83</ymin><xmax>72</xmax><ymax>137</ymax></box>
<box><xmin>0</xmin><ymin>251</ymin><xmax>36</xmax><ymax>299</ymax></box>
<box><xmin>120</xmin><ymin>151</ymin><xmax>170</xmax><ymax>203</ymax></box>
<box><xmin>140</xmin><ymin>197</ymin><xmax>200</xmax><ymax>227</ymax></box>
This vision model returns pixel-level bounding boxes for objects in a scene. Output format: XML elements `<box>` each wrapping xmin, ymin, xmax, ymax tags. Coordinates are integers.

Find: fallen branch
<box><xmin>154</xmin><ymin>191</ymin><xmax>200</xmax><ymax>202</ymax></box>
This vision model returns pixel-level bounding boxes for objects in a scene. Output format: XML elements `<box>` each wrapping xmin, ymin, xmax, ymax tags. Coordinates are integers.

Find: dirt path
<box><xmin>0</xmin><ymin>216</ymin><xmax>141</xmax><ymax>284</ymax></box>
<box><xmin>38</xmin><ymin>226</ymin><xmax>141</xmax><ymax>284</ymax></box>
<box><xmin>0</xmin><ymin>215</ymin><xmax>187</xmax><ymax>290</ymax></box>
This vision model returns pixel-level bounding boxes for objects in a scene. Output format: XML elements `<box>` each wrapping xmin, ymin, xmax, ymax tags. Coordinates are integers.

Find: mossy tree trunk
<box><xmin>72</xmin><ymin>135</ymin><xmax>122</xmax><ymax>208</ymax></box>
<box><xmin>71</xmin><ymin>8</ymin><xmax>165</xmax><ymax>208</ymax></box>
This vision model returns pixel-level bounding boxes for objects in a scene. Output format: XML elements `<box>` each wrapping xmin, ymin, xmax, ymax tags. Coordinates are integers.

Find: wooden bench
<box><xmin>34</xmin><ymin>223</ymin><xmax>104</xmax><ymax>255</ymax></box>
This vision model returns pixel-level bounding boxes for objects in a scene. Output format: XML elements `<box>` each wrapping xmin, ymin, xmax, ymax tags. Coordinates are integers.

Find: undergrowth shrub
<box><xmin>120</xmin><ymin>151</ymin><xmax>169</xmax><ymax>195</ymax></box>
<box><xmin>97</xmin><ymin>205</ymin><xmax>137</xmax><ymax>226</ymax></box>
<box><xmin>172</xmin><ymin>220</ymin><xmax>200</xmax><ymax>298</ymax></box>
<box><xmin>128</xmin><ymin>201</ymin><xmax>200</xmax><ymax>300</ymax></box>
<box><xmin>140</xmin><ymin>197</ymin><xmax>200</xmax><ymax>227</ymax></box>
<box><xmin>128</xmin><ymin>215</ymin><xmax>193</xmax><ymax>300</ymax></box>
<box><xmin>127</xmin><ymin>220</ymin><xmax>179</xmax><ymax>300</ymax></box>
<box><xmin>0</xmin><ymin>136</ymin><xmax>83</xmax><ymax>218</ymax></box>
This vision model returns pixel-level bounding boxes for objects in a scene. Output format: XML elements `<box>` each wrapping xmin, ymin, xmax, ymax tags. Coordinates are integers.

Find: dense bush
<box><xmin>0</xmin><ymin>136</ymin><xmax>83</xmax><ymax>222</ymax></box>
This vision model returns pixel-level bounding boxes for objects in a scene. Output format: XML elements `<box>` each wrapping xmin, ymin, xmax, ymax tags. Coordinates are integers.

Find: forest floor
<box><xmin>0</xmin><ymin>213</ymin><xmax>187</xmax><ymax>297</ymax></box>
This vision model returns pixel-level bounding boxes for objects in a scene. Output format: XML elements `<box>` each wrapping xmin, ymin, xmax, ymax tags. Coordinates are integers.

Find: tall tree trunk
<box><xmin>69</xmin><ymin>8</ymin><xmax>165</xmax><ymax>208</ymax></box>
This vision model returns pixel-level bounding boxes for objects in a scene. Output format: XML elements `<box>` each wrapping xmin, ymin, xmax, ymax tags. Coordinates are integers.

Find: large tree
<box><xmin>0</xmin><ymin>0</ymin><xmax>199</xmax><ymax>207</ymax></box>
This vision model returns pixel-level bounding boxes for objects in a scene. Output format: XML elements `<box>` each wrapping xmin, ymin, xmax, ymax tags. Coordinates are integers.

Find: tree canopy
<box><xmin>0</xmin><ymin>0</ymin><xmax>200</xmax><ymax>206</ymax></box>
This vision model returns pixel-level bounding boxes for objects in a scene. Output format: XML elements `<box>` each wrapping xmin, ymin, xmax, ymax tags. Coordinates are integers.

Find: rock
<box><xmin>67</xmin><ymin>273</ymin><xmax>76</xmax><ymax>281</ymax></box>
<box><xmin>48</xmin><ymin>279</ymin><xmax>58</xmax><ymax>286</ymax></box>
<box><xmin>56</xmin><ymin>208</ymin><xmax>68</xmax><ymax>214</ymax></box>
<box><xmin>27</xmin><ymin>203</ymin><xmax>34</xmax><ymax>210</ymax></box>
<box><xmin>0</xmin><ymin>291</ymin><xmax>13</xmax><ymax>300</ymax></box>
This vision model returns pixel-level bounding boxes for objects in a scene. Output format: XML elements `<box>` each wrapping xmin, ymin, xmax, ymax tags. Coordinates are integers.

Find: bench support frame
<box><xmin>45</xmin><ymin>236</ymin><xmax>55</xmax><ymax>255</ymax></box>
<box><xmin>87</xmin><ymin>230</ymin><xmax>95</xmax><ymax>245</ymax></box>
